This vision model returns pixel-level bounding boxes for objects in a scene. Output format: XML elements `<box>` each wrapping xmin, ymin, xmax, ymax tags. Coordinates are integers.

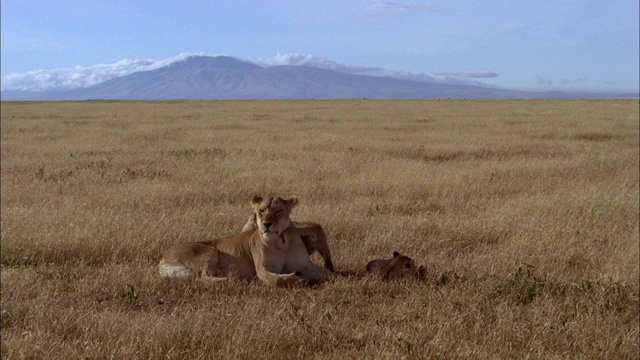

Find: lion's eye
<box><xmin>275</xmin><ymin>209</ymin><xmax>282</xmax><ymax>215</ymax></box>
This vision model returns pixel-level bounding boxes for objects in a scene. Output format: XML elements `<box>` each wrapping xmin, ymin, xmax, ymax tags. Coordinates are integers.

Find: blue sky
<box><xmin>1</xmin><ymin>0</ymin><xmax>638</xmax><ymax>92</ymax></box>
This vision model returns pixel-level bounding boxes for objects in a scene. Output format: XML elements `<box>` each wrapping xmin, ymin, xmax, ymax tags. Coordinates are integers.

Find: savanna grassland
<box><xmin>1</xmin><ymin>100</ymin><xmax>638</xmax><ymax>359</ymax></box>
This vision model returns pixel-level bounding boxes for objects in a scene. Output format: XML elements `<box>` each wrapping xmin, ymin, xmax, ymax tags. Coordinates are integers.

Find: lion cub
<box><xmin>366</xmin><ymin>251</ymin><xmax>426</xmax><ymax>280</ymax></box>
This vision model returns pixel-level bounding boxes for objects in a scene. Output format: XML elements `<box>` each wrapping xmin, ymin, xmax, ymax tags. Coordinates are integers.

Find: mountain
<box><xmin>2</xmin><ymin>56</ymin><xmax>637</xmax><ymax>100</ymax></box>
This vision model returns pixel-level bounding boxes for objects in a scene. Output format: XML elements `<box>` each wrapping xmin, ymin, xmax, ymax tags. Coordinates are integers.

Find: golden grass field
<box><xmin>1</xmin><ymin>100</ymin><xmax>638</xmax><ymax>359</ymax></box>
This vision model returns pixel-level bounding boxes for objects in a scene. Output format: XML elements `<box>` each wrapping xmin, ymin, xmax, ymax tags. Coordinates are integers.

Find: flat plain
<box><xmin>1</xmin><ymin>100</ymin><xmax>638</xmax><ymax>359</ymax></box>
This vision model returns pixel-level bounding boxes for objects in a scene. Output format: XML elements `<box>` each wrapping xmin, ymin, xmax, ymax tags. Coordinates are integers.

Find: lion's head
<box><xmin>385</xmin><ymin>251</ymin><xmax>417</xmax><ymax>279</ymax></box>
<box><xmin>251</xmin><ymin>195</ymin><xmax>298</xmax><ymax>241</ymax></box>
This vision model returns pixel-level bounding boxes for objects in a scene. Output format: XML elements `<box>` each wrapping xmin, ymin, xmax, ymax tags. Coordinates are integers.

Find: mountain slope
<box><xmin>50</xmin><ymin>56</ymin><xmax>531</xmax><ymax>100</ymax></box>
<box><xmin>2</xmin><ymin>56</ymin><xmax>637</xmax><ymax>100</ymax></box>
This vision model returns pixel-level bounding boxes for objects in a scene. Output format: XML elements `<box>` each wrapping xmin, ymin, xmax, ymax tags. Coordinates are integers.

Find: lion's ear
<box><xmin>251</xmin><ymin>195</ymin><xmax>263</xmax><ymax>208</ymax></box>
<box><xmin>393</xmin><ymin>251</ymin><xmax>400</xmax><ymax>258</ymax></box>
<box><xmin>285</xmin><ymin>196</ymin><xmax>298</xmax><ymax>208</ymax></box>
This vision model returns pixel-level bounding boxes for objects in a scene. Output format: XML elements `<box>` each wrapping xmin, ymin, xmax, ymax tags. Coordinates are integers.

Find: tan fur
<box><xmin>159</xmin><ymin>195</ymin><xmax>333</xmax><ymax>286</ymax></box>
<box><xmin>366</xmin><ymin>251</ymin><xmax>426</xmax><ymax>280</ymax></box>
<box><xmin>241</xmin><ymin>213</ymin><xmax>335</xmax><ymax>272</ymax></box>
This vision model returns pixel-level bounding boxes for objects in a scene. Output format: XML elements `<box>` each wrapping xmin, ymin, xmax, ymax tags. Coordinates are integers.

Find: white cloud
<box><xmin>256</xmin><ymin>53</ymin><xmax>384</xmax><ymax>75</ymax></box>
<box><xmin>536</xmin><ymin>75</ymin><xmax>553</xmax><ymax>88</ymax></box>
<box><xmin>256</xmin><ymin>53</ymin><xmax>341</xmax><ymax>69</ymax></box>
<box><xmin>367</xmin><ymin>1</ymin><xmax>436</xmax><ymax>12</ymax></box>
<box><xmin>256</xmin><ymin>53</ymin><xmax>493</xmax><ymax>87</ymax></box>
<box><xmin>0</xmin><ymin>52</ymin><xmax>211</xmax><ymax>91</ymax></box>
<box><xmin>433</xmin><ymin>71</ymin><xmax>499</xmax><ymax>79</ymax></box>
<box><xmin>359</xmin><ymin>1</ymin><xmax>437</xmax><ymax>18</ymax></box>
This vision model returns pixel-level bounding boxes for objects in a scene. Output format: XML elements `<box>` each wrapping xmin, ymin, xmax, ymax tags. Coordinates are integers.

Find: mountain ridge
<box><xmin>2</xmin><ymin>56</ymin><xmax>637</xmax><ymax>100</ymax></box>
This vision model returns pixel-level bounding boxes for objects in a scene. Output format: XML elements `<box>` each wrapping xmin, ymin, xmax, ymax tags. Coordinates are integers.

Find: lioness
<box><xmin>366</xmin><ymin>251</ymin><xmax>426</xmax><ymax>280</ymax></box>
<box><xmin>159</xmin><ymin>195</ymin><xmax>333</xmax><ymax>286</ymax></box>
<box><xmin>241</xmin><ymin>213</ymin><xmax>335</xmax><ymax>272</ymax></box>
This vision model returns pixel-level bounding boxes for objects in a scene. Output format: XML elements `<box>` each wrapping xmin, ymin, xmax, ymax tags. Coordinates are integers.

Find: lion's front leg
<box><xmin>293</xmin><ymin>263</ymin><xmax>334</xmax><ymax>284</ymax></box>
<box><xmin>200</xmin><ymin>276</ymin><xmax>230</xmax><ymax>283</ymax></box>
<box><xmin>252</xmin><ymin>237</ymin><xmax>304</xmax><ymax>286</ymax></box>
<box><xmin>282</xmin><ymin>230</ymin><xmax>334</xmax><ymax>284</ymax></box>
<box><xmin>299</xmin><ymin>229</ymin><xmax>334</xmax><ymax>272</ymax></box>
<box><xmin>255</xmin><ymin>266</ymin><xmax>303</xmax><ymax>287</ymax></box>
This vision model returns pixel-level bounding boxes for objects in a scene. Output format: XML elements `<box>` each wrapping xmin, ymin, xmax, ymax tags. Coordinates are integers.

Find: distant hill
<box><xmin>2</xmin><ymin>56</ymin><xmax>637</xmax><ymax>100</ymax></box>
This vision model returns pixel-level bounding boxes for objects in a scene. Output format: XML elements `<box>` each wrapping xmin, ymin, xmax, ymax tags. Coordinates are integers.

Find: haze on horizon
<box><xmin>1</xmin><ymin>1</ymin><xmax>638</xmax><ymax>93</ymax></box>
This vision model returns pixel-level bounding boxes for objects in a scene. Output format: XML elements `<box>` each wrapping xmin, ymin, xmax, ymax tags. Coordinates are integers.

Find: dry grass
<box><xmin>1</xmin><ymin>100</ymin><xmax>638</xmax><ymax>359</ymax></box>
